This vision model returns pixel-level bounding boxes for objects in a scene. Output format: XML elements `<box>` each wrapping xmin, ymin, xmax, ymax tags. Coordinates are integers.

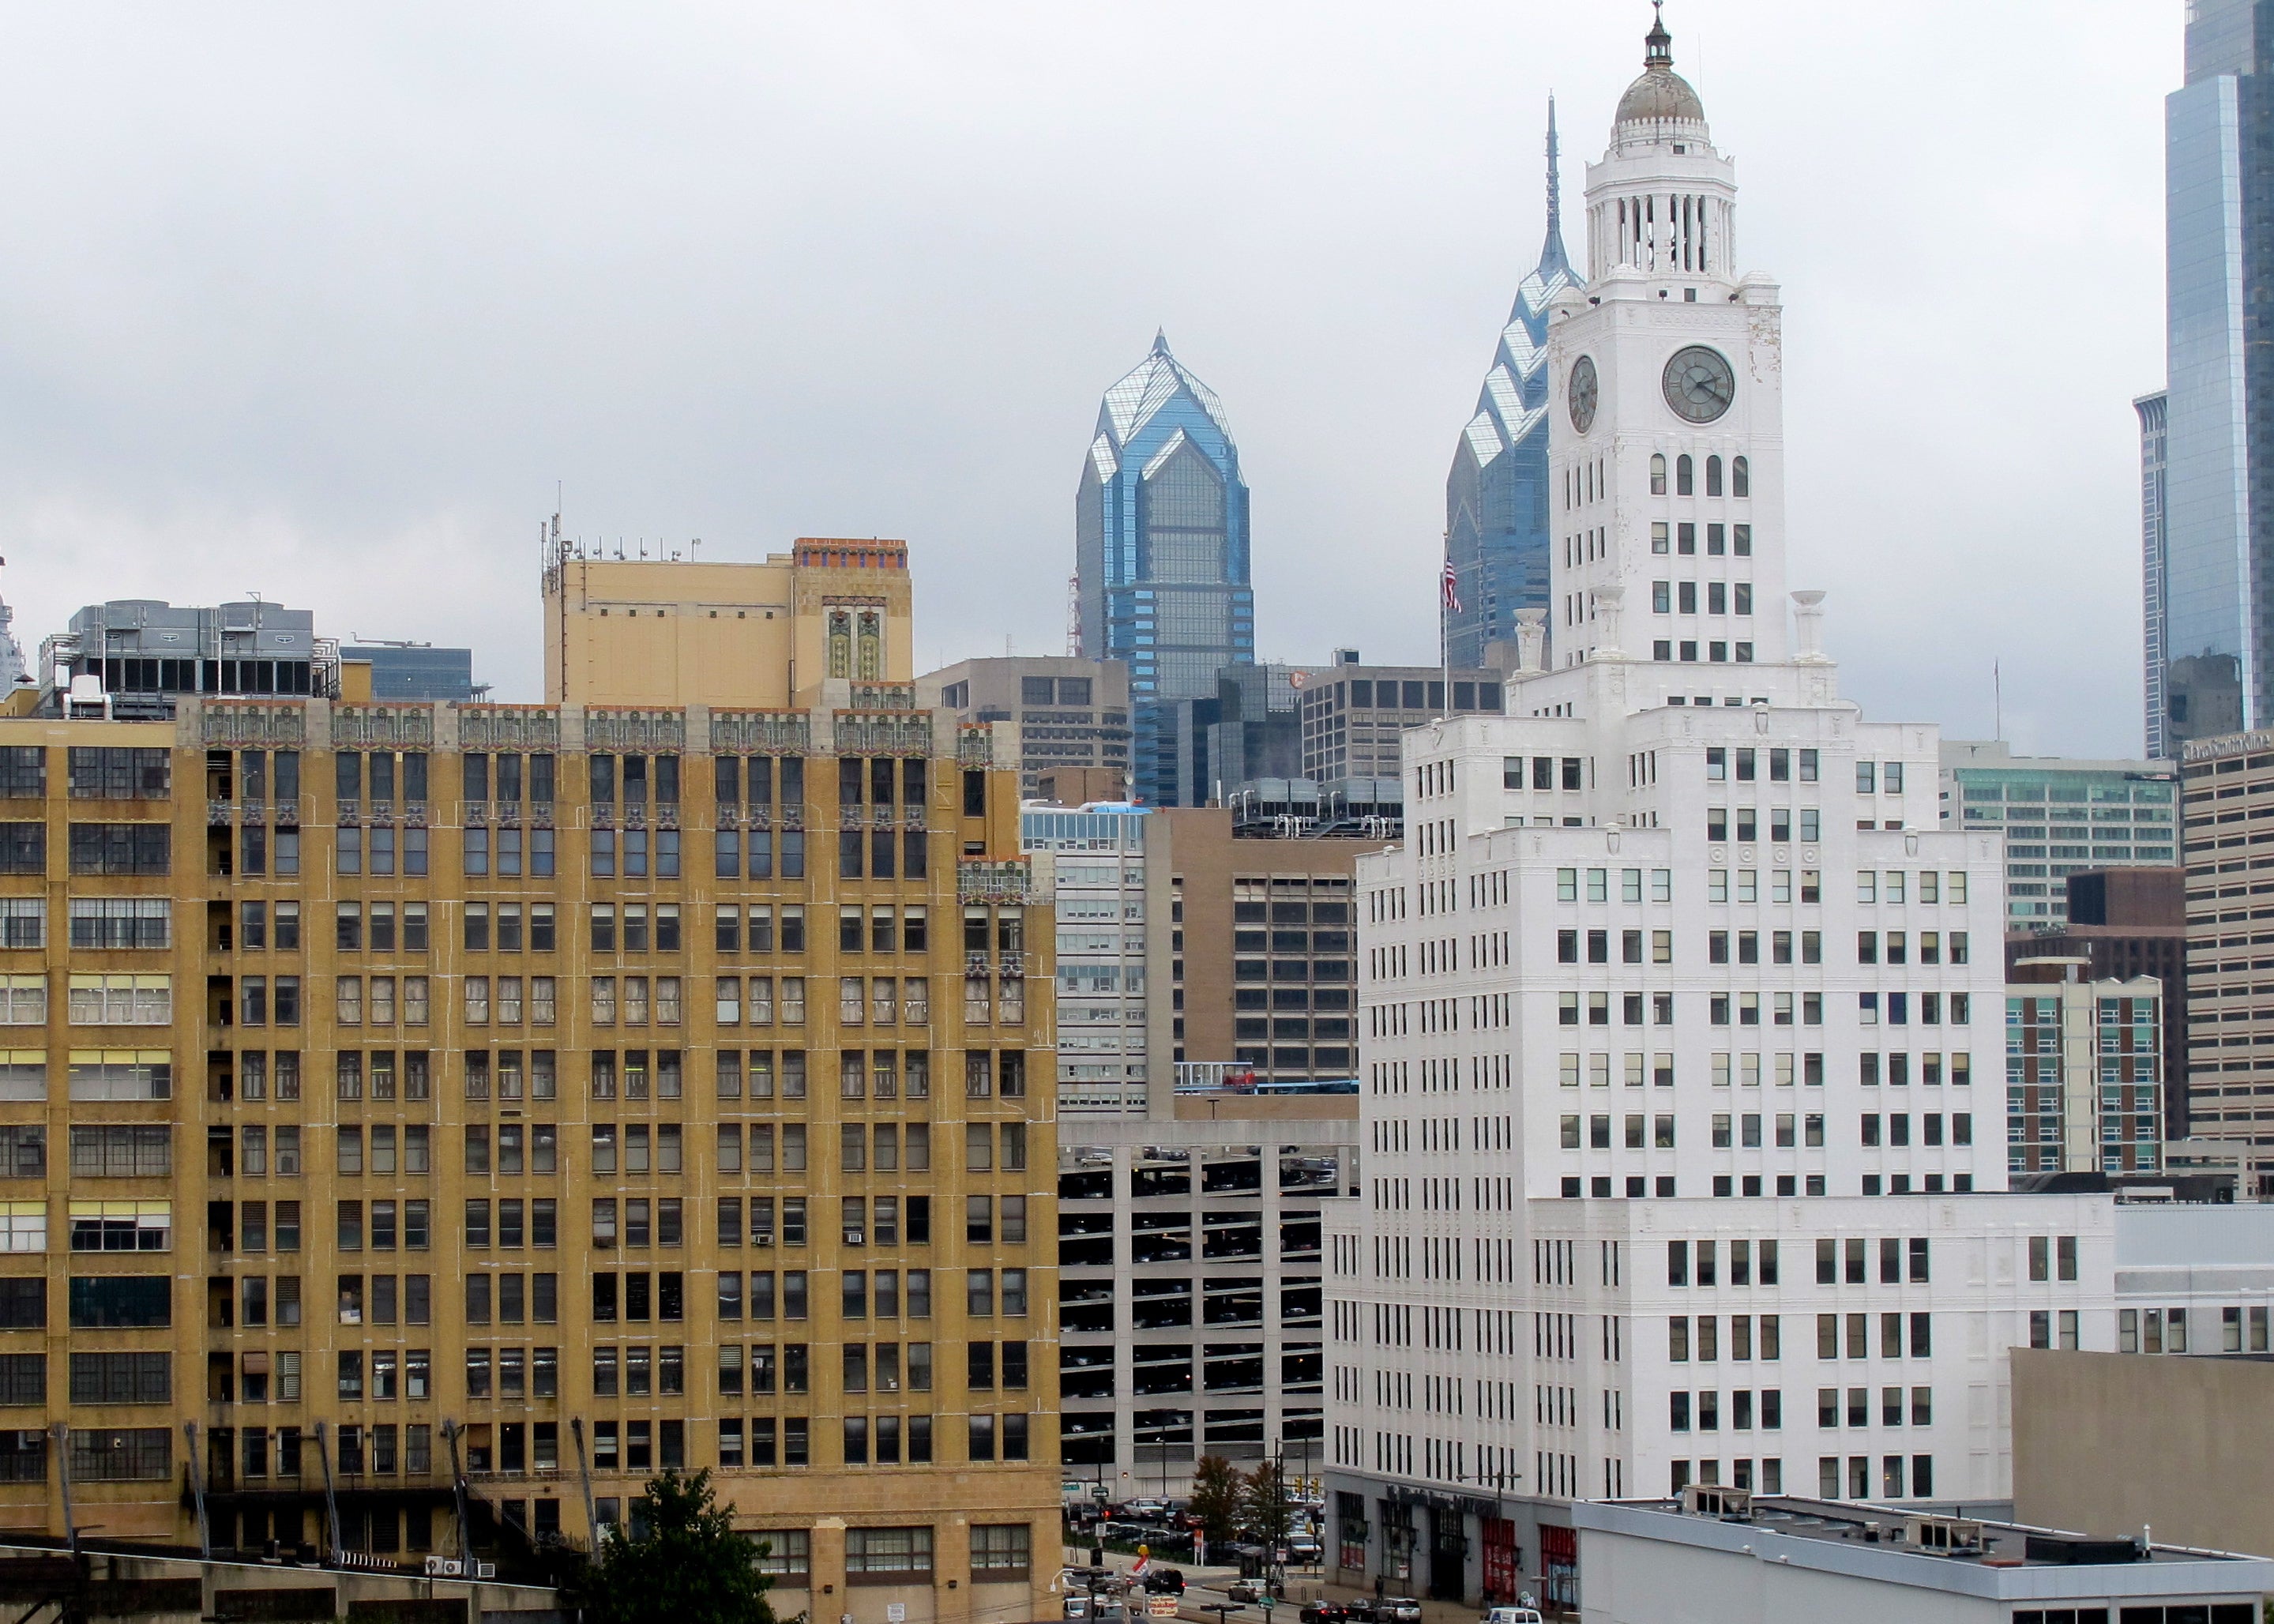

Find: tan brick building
<box><xmin>0</xmin><ymin>547</ymin><xmax>1059</xmax><ymax>1623</ymax></box>
<box><xmin>2181</xmin><ymin>731</ymin><xmax>2274</xmax><ymax>1190</ymax></box>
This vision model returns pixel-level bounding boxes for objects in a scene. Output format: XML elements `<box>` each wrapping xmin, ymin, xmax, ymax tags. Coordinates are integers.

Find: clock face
<box><xmin>1568</xmin><ymin>355</ymin><xmax>1599</xmax><ymax>434</ymax></box>
<box><xmin>1662</xmin><ymin>345</ymin><xmax>1735</xmax><ymax>424</ymax></box>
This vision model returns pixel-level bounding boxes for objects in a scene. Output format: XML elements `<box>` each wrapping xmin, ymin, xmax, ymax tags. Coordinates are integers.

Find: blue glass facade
<box><xmin>341</xmin><ymin>644</ymin><xmax>476</xmax><ymax>702</ymax></box>
<box><xmin>2157</xmin><ymin>0</ymin><xmax>2274</xmax><ymax>746</ymax></box>
<box><xmin>1076</xmin><ymin>334</ymin><xmax>1254</xmax><ymax>805</ymax></box>
<box><xmin>1445</xmin><ymin>102</ymin><xmax>1579</xmax><ymax>669</ymax></box>
<box><xmin>2137</xmin><ymin>393</ymin><xmax>2171</xmax><ymax>757</ymax></box>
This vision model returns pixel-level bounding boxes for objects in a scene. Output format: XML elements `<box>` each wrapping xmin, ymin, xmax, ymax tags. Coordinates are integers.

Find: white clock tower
<box><xmin>1546</xmin><ymin>3</ymin><xmax>1790</xmax><ymax>670</ymax></box>
<box><xmin>1326</xmin><ymin>5</ymin><xmax>2113</xmax><ymax>1554</ymax></box>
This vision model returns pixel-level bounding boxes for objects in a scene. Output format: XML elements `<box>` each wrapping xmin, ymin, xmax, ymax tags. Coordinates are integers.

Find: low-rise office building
<box><xmin>1151</xmin><ymin>809</ymin><xmax>1386</xmax><ymax>1088</ymax></box>
<box><xmin>922</xmin><ymin>657</ymin><xmax>1130</xmax><ymax>799</ymax></box>
<box><xmin>1295</xmin><ymin>654</ymin><xmax>1505</xmax><ymax>784</ymax></box>
<box><xmin>1938</xmin><ymin>742</ymin><xmax>2178</xmax><ymax>930</ymax></box>
<box><xmin>1574</xmin><ymin>1488</ymin><xmax>2270</xmax><ymax>1624</ymax></box>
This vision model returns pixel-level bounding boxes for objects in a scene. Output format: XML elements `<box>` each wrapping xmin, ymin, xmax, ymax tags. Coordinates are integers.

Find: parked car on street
<box><xmin>1375</xmin><ymin>1600</ymin><xmax>1422</xmax><ymax>1624</ymax></box>
<box><xmin>1226</xmin><ymin>1581</ymin><xmax>1266</xmax><ymax>1604</ymax></box>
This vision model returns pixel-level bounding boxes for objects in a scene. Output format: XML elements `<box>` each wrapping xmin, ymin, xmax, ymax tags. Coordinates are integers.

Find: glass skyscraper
<box><xmin>1444</xmin><ymin>101</ymin><xmax>1580</xmax><ymax>669</ymax></box>
<box><xmin>2136</xmin><ymin>391</ymin><xmax>2171</xmax><ymax>756</ymax></box>
<box><xmin>2153</xmin><ymin>0</ymin><xmax>2274</xmax><ymax>750</ymax></box>
<box><xmin>1076</xmin><ymin>333</ymin><xmax>1254</xmax><ymax>805</ymax></box>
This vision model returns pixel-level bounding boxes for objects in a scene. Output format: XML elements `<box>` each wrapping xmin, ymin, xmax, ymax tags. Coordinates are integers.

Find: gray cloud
<box><xmin>0</xmin><ymin>2</ymin><xmax>2171</xmax><ymax>757</ymax></box>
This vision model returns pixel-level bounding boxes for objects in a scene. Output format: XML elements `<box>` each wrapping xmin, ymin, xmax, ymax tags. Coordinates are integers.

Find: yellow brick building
<box><xmin>543</xmin><ymin>541</ymin><xmax>916</xmax><ymax>710</ymax></box>
<box><xmin>0</xmin><ymin>548</ymin><xmax>1060</xmax><ymax>1624</ymax></box>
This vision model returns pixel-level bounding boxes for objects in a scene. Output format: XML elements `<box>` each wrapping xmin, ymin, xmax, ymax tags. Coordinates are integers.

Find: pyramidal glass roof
<box><xmin>1460</xmin><ymin>99</ymin><xmax>1580</xmax><ymax>468</ymax></box>
<box><xmin>1461</xmin><ymin>250</ymin><xmax>1579</xmax><ymax>466</ymax></box>
<box><xmin>1097</xmin><ymin>333</ymin><xmax>1234</xmax><ymax>453</ymax></box>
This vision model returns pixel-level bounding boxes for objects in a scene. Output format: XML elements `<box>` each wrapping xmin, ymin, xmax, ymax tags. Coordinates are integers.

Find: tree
<box><xmin>1187</xmin><ymin>1455</ymin><xmax>1244</xmax><ymax>1546</ymax></box>
<box><xmin>586</xmin><ymin>1469</ymin><xmax>777</xmax><ymax>1624</ymax></box>
<box><xmin>1243</xmin><ymin>1460</ymin><xmax>1295</xmax><ymax>1562</ymax></box>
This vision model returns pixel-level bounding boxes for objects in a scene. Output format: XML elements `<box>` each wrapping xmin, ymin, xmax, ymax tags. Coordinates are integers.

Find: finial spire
<box><xmin>1645</xmin><ymin>1</ymin><xmax>1674</xmax><ymax>68</ymax></box>
<box><xmin>1152</xmin><ymin>328</ymin><xmax>1171</xmax><ymax>358</ymax></box>
<box><xmin>1535</xmin><ymin>95</ymin><xmax>1572</xmax><ymax>277</ymax></box>
<box><xmin>1545</xmin><ymin>94</ymin><xmax>1561</xmax><ymax>241</ymax></box>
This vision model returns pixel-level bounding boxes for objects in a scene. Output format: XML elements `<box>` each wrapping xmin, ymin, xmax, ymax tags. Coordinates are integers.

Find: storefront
<box><xmin>1539</xmin><ymin>1525</ymin><xmax>1578</xmax><ymax>1612</ymax></box>
<box><xmin>1480</xmin><ymin>1518</ymin><xmax>1520</xmax><ymax>1607</ymax></box>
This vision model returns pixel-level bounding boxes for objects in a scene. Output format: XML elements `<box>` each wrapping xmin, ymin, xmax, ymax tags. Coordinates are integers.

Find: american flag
<box><xmin>1441</xmin><ymin>559</ymin><xmax>1461</xmax><ymax>613</ymax></box>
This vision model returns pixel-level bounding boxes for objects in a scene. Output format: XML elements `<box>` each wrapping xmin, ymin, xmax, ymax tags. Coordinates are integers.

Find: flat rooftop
<box><xmin>1573</xmin><ymin>1494</ymin><xmax>2272</xmax><ymax>1606</ymax></box>
<box><xmin>1632</xmin><ymin>1497</ymin><xmax>2241</xmax><ymax>1567</ymax></box>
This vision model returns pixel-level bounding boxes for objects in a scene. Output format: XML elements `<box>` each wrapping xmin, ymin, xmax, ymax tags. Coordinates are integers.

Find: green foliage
<box><xmin>1188</xmin><ymin>1455</ymin><xmax>1245</xmax><ymax>1545</ymax></box>
<box><xmin>586</xmin><ymin>1469</ymin><xmax>777</xmax><ymax>1624</ymax></box>
<box><xmin>1242</xmin><ymin>1461</ymin><xmax>1294</xmax><ymax>1555</ymax></box>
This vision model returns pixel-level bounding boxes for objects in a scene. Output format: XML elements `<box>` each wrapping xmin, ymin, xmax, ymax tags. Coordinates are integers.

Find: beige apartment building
<box><xmin>2180</xmin><ymin>731</ymin><xmax>2274</xmax><ymax>1191</ymax></box>
<box><xmin>0</xmin><ymin>545</ymin><xmax>1059</xmax><ymax>1623</ymax></box>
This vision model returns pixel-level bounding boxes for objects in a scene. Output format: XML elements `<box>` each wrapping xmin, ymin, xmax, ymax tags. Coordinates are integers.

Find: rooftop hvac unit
<box><xmin>1680</xmin><ymin>1484</ymin><xmax>1753</xmax><ymax>1521</ymax></box>
<box><xmin>1904</xmin><ymin>1516</ymin><xmax>1986</xmax><ymax>1554</ymax></box>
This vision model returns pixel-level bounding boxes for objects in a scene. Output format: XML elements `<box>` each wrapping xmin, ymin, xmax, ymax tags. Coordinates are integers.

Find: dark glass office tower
<box><xmin>2156</xmin><ymin>0</ymin><xmax>2274</xmax><ymax>750</ymax></box>
<box><xmin>1076</xmin><ymin>334</ymin><xmax>1254</xmax><ymax>805</ymax></box>
<box><xmin>1444</xmin><ymin>101</ymin><xmax>1580</xmax><ymax>670</ymax></box>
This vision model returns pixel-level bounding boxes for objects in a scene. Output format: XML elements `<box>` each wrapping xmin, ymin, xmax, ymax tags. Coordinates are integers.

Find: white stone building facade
<box><xmin>1023</xmin><ymin>805</ymin><xmax>1152</xmax><ymax>1114</ymax></box>
<box><xmin>1321</xmin><ymin>15</ymin><xmax>2114</xmax><ymax>1608</ymax></box>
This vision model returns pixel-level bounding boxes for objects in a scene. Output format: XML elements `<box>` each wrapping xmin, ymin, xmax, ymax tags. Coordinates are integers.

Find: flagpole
<box><xmin>1441</xmin><ymin>539</ymin><xmax>1454</xmax><ymax>720</ymax></box>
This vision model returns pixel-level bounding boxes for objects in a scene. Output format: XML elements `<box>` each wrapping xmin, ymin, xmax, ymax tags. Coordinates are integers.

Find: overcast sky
<box><xmin>0</xmin><ymin>2</ymin><xmax>2174</xmax><ymax>757</ymax></box>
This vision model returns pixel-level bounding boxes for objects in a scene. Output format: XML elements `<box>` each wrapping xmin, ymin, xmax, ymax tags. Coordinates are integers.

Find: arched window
<box><xmin>1650</xmin><ymin>454</ymin><xmax>1667</xmax><ymax>496</ymax></box>
<box><xmin>1676</xmin><ymin>454</ymin><xmax>1695</xmax><ymax>497</ymax></box>
<box><xmin>1705</xmin><ymin>456</ymin><xmax>1723</xmax><ymax>497</ymax></box>
<box><xmin>1732</xmin><ymin>456</ymin><xmax>1750</xmax><ymax>498</ymax></box>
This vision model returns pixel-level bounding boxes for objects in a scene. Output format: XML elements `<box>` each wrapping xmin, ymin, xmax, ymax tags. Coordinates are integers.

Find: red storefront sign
<box><xmin>1481</xmin><ymin>1519</ymin><xmax>1518</xmax><ymax>1601</ymax></box>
